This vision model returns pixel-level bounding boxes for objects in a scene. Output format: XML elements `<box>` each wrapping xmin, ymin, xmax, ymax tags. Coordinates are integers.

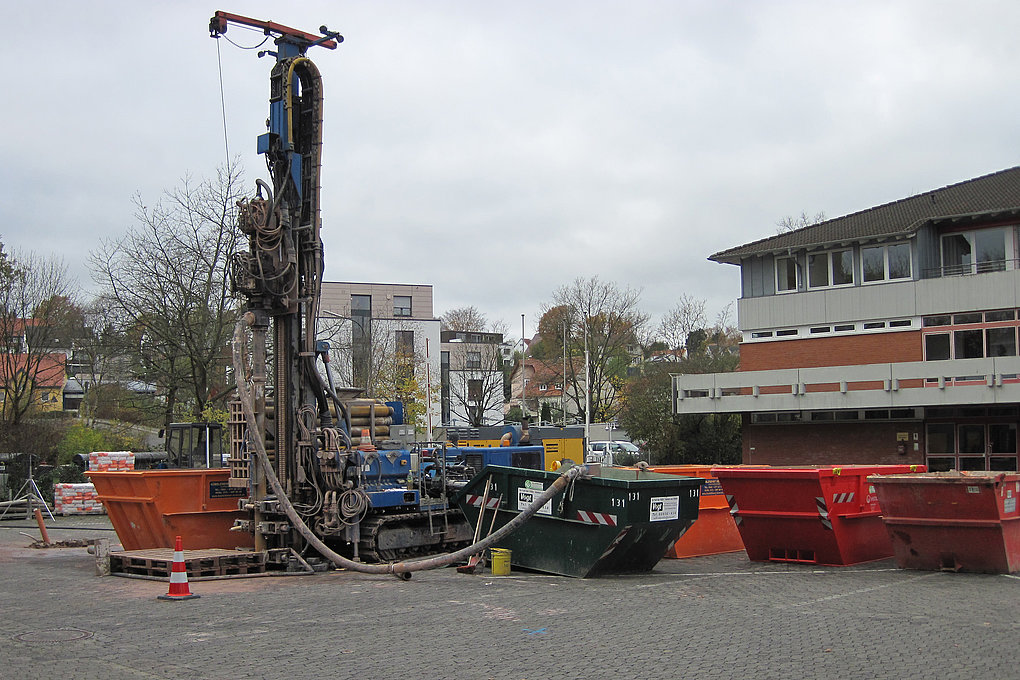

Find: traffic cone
<box><xmin>158</xmin><ymin>535</ymin><xmax>200</xmax><ymax>601</ymax></box>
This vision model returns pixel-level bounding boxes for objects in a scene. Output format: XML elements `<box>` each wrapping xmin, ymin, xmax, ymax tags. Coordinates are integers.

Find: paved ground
<box><xmin>0</xmin><ymin>514</ymin><xmax>1017</xmax><ymax>680</ymax></box>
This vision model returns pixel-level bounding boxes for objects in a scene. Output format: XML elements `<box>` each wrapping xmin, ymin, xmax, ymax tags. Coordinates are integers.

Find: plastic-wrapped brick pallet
<box><xmin>54</xmin><ymin>483</ymin><xmax>105</xmax><ymax>515</ymax></box>
<box><xmin>88</xmin><ymin>451</ymin><xmax>135</xmax><ymax>472</ymax></box>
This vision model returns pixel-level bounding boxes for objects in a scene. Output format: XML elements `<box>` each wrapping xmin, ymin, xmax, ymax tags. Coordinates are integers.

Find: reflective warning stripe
<box><xmin>466</xmin><ymin>494</ymin><xmax>500</xmax><ymax>509</ymax></box>
<box><xmin>576</xmin><ymin>510</ymin><xmax>617</xmax><ymax>526</ymax></box>
<box><xmin>831</xmin><ymin>492</ymin><xmax>855</xmax><ymax>504</ymax></box>
<box><xmin>816</xmin><ymin>496</ymin><xmax>832</xmax><ymax>530</ymax></box>
<box><xmin>726</xmin><ymin>494</ymin><xmax>742</xmax><ymax>525</ymax></box>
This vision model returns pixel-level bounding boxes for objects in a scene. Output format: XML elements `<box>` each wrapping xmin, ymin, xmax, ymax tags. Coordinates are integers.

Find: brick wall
<box><xmin>739</xmin><ymin>331</ymin><xmax>922</xmax><ymax>371</ymax></box>
<box><xmin>742</xmin><ymin>416</ymin><xmax>926</xmax><ymax>466</ymax></box>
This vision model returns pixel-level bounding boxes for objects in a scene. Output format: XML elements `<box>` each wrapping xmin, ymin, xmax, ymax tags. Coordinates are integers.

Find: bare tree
<box><xmin>441</xmin><ymin>306</ymin><xmax>488</xmax><ymax>332</ymax></box>
<box><xmin>0</xmin><ymin>250</ymin><xmax>75</xmax><ymax>425</ymax></box>
<box><xmin>776</xmin><ymin>211</ymin><xmax>827</xmax><ymax>234</ymax></box>
<box><xmin>658</xmin><ymin>294</ymin><xmax>707</xmax><ymax>360</ymax></box>
<box><xmin>90</xmin><ymin>166</ymin><xmax>244</xmax><ymax>430</ymax></box>
<box><xmin>546</xmin><ymin>276</ymin><xmax>648</xmax><ymax>423</ymax></box>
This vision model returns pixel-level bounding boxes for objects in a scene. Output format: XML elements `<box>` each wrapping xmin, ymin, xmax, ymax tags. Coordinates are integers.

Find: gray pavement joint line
<box><xmin>775</xmin><ymin>571</ymin><xmax>941</xmax><ymax>609</ymax></box>
<box><xmin>632</xmin><ymin>567</ymin><xmax>903</xmax><ymax>586</ymax></box>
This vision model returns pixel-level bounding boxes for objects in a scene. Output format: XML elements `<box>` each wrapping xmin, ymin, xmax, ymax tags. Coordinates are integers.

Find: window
<box><xmin>393</xmin><ymin>295</ymin><xmax>412</xmax><ymax>317</ymax></box>
<box><xmin>954</xmin><ymin>329</ymin><xmax>983</xmax><ymax>359</ymax></box>
<box><xmin>987</xmin><ymin>327</ymin><xmax>1017</xmax><ymax>357</ymax></box>
<box><xmin>775</xmin><ymin>329</ymin><xmax>798</xmax><ymax>336</ymax></box>
<box><xmin>833</xmin><ymin>324</ymin><xmax>855</xmax><ymax>332</ymax></box>
<box><xmin>954</xmin><ymin>312</ymin><xmax>981</xmax><ymax>325</ymax></box>
<box><xmin>751</xmin><ymin>331</ymin><xmax>773</xmax><ymax>338</ymax></box>
<box><xmin>923</xmin><ymin>315</ymin><xmax>951</xmax><ymax>327</ymax></box>
<box><xmin>863</xmin><ymin>322</ymin><xmax>885</xmax><ymax>330</ymax></box>
<box><xmin>808</xmin><ymin>249</ymin><xmax>853</xmax><ymax>288</ymax></box>
<box><xmin>468</xmin><ymin>379</ymin><xmax>483</xmax><ymax>402</ymax></box>
<box><xmin>863</xmin><ymin>243</ymin><xmax>911</xmax><ymax>282</ymax></box>
<box><xmin>889</xmin><ymin>320</ymin><xmax>911</xmax><ymax>328</ymax></box>
<box><xmin>351</xmin><ymin>295</ymin><xmax>372</xmax><ymax>387</ymax></box>
<box><xmin>986</xmin><ymin>310</ymin><xmax>1015</xmax><ymax>322</ymax></box>
<box><xmin>539</xmin><ymin>384</ymin><xmax>548</xmax><ymax>391</ymax></box>
<box><xmin>395</xmin><ymin>330</ymin><xmax>414</xmax><ymax>357</ymax></box>
<box><xmin>776</xmin><ymin>256</ymin><xmax>798</xmax><ymax>292</ymax></box>
<box><xmin>810</xmin><ymin>326</ymin><xmax>830</xmax><ymax>334</ymax></box>
<box><xmin>924</xmin><ymin>333</ymin><xmax>951</xmax><ymax>361</ymax></box>
<box><xmin>466</xmin><ymin>351</ymin><xmax>481</xmax><ymax>369</ymax></box>
<box><xmin>941</xmin><ymin>228</ymin><xmax>1010</xmax><ymax>275</ymax></box>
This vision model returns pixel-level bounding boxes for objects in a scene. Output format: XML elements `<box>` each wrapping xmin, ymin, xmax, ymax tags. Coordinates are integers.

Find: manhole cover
<box><xmin>13</xmin><ymin>629</ymin><xmax>94</xmax><ymax>643</ymax></box>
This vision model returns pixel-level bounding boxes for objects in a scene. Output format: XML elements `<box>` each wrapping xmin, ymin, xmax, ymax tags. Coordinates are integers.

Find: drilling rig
<box><xmin>210</xmin><ymin>12</ymin><xmax>547</xmax><ymax>569</ymax></box>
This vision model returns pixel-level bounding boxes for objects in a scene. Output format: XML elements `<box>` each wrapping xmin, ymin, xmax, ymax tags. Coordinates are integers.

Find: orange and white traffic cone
<box><xmin>158</xmin><ymin>535</ymin><xmax>200</xmax><ymax>601</ymax></box>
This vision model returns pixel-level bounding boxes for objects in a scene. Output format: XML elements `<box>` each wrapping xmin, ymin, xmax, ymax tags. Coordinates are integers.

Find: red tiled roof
<box><xmin>0</xmin><ymin>354</ymin><xmax>66</xmax><ymax>388</ymax></box>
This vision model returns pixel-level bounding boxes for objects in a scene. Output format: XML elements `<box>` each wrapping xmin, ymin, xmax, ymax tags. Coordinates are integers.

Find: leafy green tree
<box><xmin>543</xmin><ymin>277</ymin><xmax>647</xmax><ymax>423</ymax></box>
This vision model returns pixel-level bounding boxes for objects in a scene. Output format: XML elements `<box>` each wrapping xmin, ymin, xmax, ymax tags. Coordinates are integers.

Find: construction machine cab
<box><xmin>164</xmin><ymin>422</ymin><xmax>224</xmax><ymax>469</ymax></box>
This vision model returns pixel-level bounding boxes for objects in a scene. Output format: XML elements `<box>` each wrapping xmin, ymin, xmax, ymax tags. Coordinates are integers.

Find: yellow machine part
<box><xmin>455</xmin><ymin>437</ymin><xmax>584</xmax><ymax>470</ymax></box>
<box><xmin>541</xmin><ymin>438</ymin><xmax>584</xmax><ymax>470</ymax></box>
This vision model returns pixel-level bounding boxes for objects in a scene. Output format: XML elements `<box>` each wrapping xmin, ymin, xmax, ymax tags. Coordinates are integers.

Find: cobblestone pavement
<box><xmin>1</xmin><ymin>516</ymin><xmax>1017</xmax><ymax>680</ymax></box>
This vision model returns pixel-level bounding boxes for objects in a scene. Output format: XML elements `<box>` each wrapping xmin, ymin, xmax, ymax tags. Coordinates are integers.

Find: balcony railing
<box><xmin>920</xmin><ymin>258</ymin><xmax>1017</xmax><ymax>279</ymax></box>
<box><xmin>673</xmin><ymin>356</ymin><xmax>1020</xmax><ymax>414</ymax></box>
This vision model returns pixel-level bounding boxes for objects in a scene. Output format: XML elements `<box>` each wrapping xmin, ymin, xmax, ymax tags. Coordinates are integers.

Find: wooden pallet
<box><xmin>111</xmin><ymin>548</ymin><xmax>267</xmax><ymax>579</ymax></box>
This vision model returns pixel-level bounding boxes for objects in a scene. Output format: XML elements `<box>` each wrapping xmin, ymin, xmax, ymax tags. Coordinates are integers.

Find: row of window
<box><xmin>777</xmin><ymin>242</ymin><xmax>911</xmax><ymax>293</ymax></box>
<box><xmin>750</xmin><ymin>318</ymin><xmax>912</xmax><ymax>339</ymax></box>
<box><xmin>751</xmin><ymin>408</ymin><xmax>920</xmax><ymax>424</ymax></box>
<box><xmin>922</xmin><ymin>311</ymin><xmax>1020</xmax><ymax>361</ymax></box>
<box><xmin>351</xmin><ymin>294</ymin><xmax>413</xmax><ymax>318</ymax></box>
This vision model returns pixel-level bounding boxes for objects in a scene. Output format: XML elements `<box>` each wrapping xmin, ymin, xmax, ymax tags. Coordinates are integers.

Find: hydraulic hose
<box><xmin>233</xmin><ymin>314</ymin><xmax>587</xmax><ymax>578</ymax></box>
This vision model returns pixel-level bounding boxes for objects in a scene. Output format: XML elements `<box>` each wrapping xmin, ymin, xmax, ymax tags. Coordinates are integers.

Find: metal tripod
<box><xmin>0</xmin><ymin>454</ymin><xmax>55</xmax><ymax>521</ymax></box>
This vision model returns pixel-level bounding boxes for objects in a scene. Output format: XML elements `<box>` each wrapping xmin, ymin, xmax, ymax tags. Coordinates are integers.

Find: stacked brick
<box><xmin>54</xmin><ymin>483</ymin><xmax>105</xmax><ymax>515</ymax></box>
<box><xmin>54</xmin><ymin>452</ymin><xmax>137</xmax><ymax>515</ymax></box>
<box><xmin>88</xmin><ymin>451</ymin><xmax>136</xmax><ymax>472</ymax></box>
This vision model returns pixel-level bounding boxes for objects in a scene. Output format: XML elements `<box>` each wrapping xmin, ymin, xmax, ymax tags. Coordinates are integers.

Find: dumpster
<box><xmin>644</xmin><ymin>465</ymin><xmax>745</xmax><ymax>558</ymax></box>
<box><xmin>87</xmin><ymin>469</ymin><xmax>250</xmax><ymax>550</ymax></box>
<box><xmin>713</xmin><ymin>465</ymin><xmax>925</xmax><ymax>566</ymax></box>
<box><xmin>454</xmin><ymin>465</ymin><xmax>703</xmax><ymax>577</ymax></box>
<box><xmin>869</xmin><ymin>471</ymin><xmax>1020</xmax><ymax>573</ymax></box>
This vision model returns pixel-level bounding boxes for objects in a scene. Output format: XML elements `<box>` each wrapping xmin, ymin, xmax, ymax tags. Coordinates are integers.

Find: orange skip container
<box><xmin>646</xmin><ymin>465</ymin><xmax>745</xmax><ymax>558</ymax></box>
<box><xmin>87</xmin><ymin>469</ymin><xmax>250</xmax><ymax>550</ymax></box>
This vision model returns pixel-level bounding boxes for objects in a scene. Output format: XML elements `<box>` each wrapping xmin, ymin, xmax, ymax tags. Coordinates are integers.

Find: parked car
<box><xmin>585</xmin><ymin>440</ymin><xmax>643</xmax><ymax>466</ymax></box>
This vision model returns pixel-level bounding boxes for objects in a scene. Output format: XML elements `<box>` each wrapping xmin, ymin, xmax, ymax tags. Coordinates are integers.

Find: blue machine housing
<box><xmin>355</xmin><ymin>445</ymin><xmax>545</xmax><ymax>510</ymax></box>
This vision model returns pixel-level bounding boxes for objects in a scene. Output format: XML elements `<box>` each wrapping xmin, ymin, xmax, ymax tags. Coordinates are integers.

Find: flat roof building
<box><xmin>675</xmin><ymin>167</ymin><xmax>1020</xmax><ymax>472</ymax></box>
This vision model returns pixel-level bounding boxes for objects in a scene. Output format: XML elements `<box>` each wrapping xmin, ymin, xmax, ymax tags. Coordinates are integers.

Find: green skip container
<box><xmin>454</xmin><ymin>465</ymin><xmax>703</xmax><ymax>578</ymax></box>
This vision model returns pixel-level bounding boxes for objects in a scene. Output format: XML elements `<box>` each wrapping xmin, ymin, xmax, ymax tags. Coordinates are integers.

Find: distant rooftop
<box><xmin>711</xmin><ymin>166</ymin><xmax>1020</xmax><ymax>264</ymax></box>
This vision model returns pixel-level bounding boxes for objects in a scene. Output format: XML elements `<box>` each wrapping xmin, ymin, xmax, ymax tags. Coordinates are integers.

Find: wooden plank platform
<box><xmin>111</xmin><ymin>548</ymin><xmax>267</xmax><ymax>579</ymax></box>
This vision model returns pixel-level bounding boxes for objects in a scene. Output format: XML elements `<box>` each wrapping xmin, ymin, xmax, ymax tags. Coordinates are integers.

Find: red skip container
<box><xmin>868</xmin><ymin>472</ymin><xmax>1020</xmax><ymax>574</ymax></box>
<box><xmin>713</xmin><ymin>464</ymin><xmax>925</xmax><ymax>566</ymax></box>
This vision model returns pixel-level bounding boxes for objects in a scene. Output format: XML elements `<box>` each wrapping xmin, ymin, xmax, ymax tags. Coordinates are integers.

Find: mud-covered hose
<box><xmin>233</xmin><ymin>314</ymin><xmax>586</xmax><ymax>578</ymax></box>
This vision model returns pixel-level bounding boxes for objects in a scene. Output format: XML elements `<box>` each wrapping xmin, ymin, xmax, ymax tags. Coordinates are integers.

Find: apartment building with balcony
<box><xmin>319</xmin><ymin>281</ymin><xmax>441</xmax><ymax>419</ymax></box>
<box><xmin>673</xmin><ymin>167</ymin><xmax>1020</xmax><ymax>472</ymax></box>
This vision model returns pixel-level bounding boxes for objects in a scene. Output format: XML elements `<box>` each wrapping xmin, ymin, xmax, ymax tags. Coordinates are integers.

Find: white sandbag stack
<box><xmin>54</xmin><ymin>483</ymin><xmax>105</xmax><ymax>515</ymax></box>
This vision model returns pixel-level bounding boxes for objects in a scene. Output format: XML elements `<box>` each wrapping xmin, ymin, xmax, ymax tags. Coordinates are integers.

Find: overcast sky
<box><xmin>4</xmin><ymin>1</ymin><xmax>1020</xmax><ymax>339</ymax></box>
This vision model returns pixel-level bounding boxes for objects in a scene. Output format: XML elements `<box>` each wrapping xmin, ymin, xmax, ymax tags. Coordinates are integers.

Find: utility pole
<box><xmin>520</xmin><ymin>314</ymin><xmax>527</xmax><ymax>420</ymax></box>
<box><xmin>561</xmin><ymin>315</ymin><xmax>567</xmax><ymax>426</ymax></box>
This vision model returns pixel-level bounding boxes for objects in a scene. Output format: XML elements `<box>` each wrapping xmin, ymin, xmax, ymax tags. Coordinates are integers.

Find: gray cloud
<box><xmin>4</xmin><ymin>1</ymin><xmax>1020</xmax><ymax>340</ymax></box>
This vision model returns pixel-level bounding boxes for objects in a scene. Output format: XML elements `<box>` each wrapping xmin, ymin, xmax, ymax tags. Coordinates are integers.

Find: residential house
<box><xmin>319</xmin><ymin>281</ymin><xmax>441</xmax><ymax>423</ymax></box>
<box><xmin>440</xmin><ymin>330</ymin><xmax>509</xmax><ymax>427</ymax></box>
<box><xmin>674</xmin><ymin>167</ymin><xmax>1020</xmax><ymax>472</ymax></box>
<box><xmin>0</xmin><ymin>353</ymin><xmax>66</xmax><ymax>417</ymax></box>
